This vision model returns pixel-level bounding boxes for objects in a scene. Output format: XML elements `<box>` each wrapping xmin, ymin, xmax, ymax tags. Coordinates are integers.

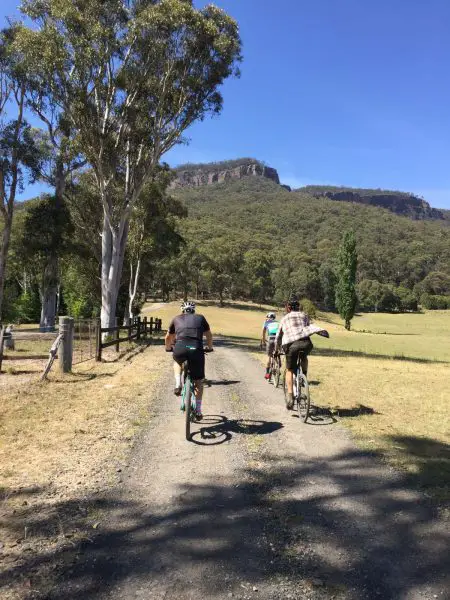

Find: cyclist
<box><xmin>165</xmin><ymin>301</ymin><xmax>213</xmax><ymax>420</ymax></box>
<box><xmin>275</xmin><ymin>297</ymin><xmax>312</xmax><ymax>409</ymax></box>
<box><xmin>261</xmin><ymin>312</ymin><xmax>279</xmax><ymax>379</ymax></box>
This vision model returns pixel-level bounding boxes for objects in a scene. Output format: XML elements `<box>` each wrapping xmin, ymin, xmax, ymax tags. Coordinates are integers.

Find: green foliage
<box><xmin>175</xmin><ymin>158</ymin><xmax>263</xmax><ymax>173</ymax></box>
<box><xmin>299</xmin><ymin>298</ymin><xmax>316</xmax><ymax>319</ymax></box>
<box><xmin>169</xmin><ymin>176</ymin><xmax>449</xmax><ymax>309</ymax></box>
<box><xmin>335</xmin><ymin>231</ymin><xmax>358</xmax><ymax>330</ymax></box>
<box><xmin>12</xmin><ymin>289</ymin><xmax>41</xmax><ymax>323</ymax></box>
<box><xmin>420</xmin><ymin>293</ymin><xmax>450</xmax><ymax>310</ymax></box>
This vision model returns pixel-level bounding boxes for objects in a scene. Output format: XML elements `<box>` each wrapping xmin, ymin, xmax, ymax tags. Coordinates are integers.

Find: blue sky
<box><xmin>2</xmin><ymin>0</ymin><xmax>450</xmax><ymax>208</ymax></box>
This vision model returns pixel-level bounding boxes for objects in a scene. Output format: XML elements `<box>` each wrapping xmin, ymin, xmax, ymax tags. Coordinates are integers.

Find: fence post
<box><xmin>95</xmin><ymin>318</ymin><xmax>102</xmax><ymax>362</ymax></box>
<box><xmin>59</xmin><ymin>316</ymin><xmax>74</xmax><ymax>373</ymax></box>
<box><xmin>0</xmin><ymin>326</ymin><xmax>4</xmax><ymax>373</ymax></box>
<box><xmin>137</xmin><ymin>316</ymin><xmax>141</xmax><ymax>341</ymax></box>
<box><xmin>115</xmin><ymin>317</ymin><xmax>120</xmax><ymax>353</ymax></box>
<box><xmin>149</xmin><ymin>317</ymin><xmax>154</xmax><ymax>335</ymax></box>
<box><xmin>128</xmin><ymin>318</ymin><xmax>132</xmax><ymax>343</ymax></box>
<box><xmin>143</xmin><ymin>316</ymin><xmax>148</xmax><ymax>338</ymax></box>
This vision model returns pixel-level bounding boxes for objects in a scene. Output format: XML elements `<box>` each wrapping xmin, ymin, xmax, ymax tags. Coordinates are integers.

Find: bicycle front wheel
<box><xmin>297</xmin><ymin>374</ymin><xmax>310</xmax><ymax>422</ymax></box>
<box><xmin>184</xmin><ymin>374</ymin><xmax>192</xmax><ymax>441</ymax></box>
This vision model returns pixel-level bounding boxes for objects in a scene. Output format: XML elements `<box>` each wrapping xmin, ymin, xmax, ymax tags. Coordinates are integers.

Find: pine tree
<box><xmin>335</xmin><ymin>231</ymin><xmax>358</xmax><ymax>330</ymax></box>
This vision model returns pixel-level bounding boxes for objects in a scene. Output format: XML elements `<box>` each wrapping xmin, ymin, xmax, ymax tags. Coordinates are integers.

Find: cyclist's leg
<box><xmin>265</xmin><ymin>339</ymin><xmax>275</xmax><ymax>378</ymax></box>
<box><xmin>299</xmin><ymin>338</ymin><xmax>313</xmax><ymax>376</ymax></box>
<box><xmin>284</xmin><ymin>342</ymin><xmax>299</xmax><ymax>408</ymax></box>
<box><xmin>172</xmin><ymin>344</ymin><xmax>188</xmax><ymax>395</ymax></box>
<box><xmin>188</xmin><ymin>349</ymin><xmax>206</xmax><ymax>416</ymax></box>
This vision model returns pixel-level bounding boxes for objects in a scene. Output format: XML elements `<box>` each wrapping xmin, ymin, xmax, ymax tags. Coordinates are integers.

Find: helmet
<box><xmin>181</xmin><ymin>300</ymin><xmax>196</xmax><ymax>314</ymax></box>
<box><xmin>266</xmin><ymin>312</ymin><xmax>276</xmax><ymax>319</ymax></box>
<box><xmin>286</xmin><ymin>296</ymin><xmax>299</xmax><ymax>311</ymax></box>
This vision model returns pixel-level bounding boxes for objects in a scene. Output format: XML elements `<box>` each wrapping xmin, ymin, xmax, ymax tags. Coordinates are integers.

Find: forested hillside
<box><xmin>163</xmin><ymin>176</ymin><xmax>450</xmax><ymax>311</ymax></box>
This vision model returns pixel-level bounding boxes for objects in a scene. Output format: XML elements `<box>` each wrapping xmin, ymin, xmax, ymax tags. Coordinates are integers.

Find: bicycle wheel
<box><xmin>272</xmin><ymin>356</ymin><xmax>281</xmax><ymax>388</ymax></box>
<box><xmin>297</xmin><ymin>372</ymin><xmax>310</xmax><ymax>422</ymax></box>
<box><xmin>283</xmin><ymin>369</ymin><xmax>288</xmax><ymax>402</ymax></box>
<box><xmin>184</xmin><ymin>374</ymin><xmax>192</xmax><ymax>441</ymax></box>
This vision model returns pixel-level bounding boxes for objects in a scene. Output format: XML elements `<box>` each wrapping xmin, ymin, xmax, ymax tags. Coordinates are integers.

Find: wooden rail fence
<box><xmin>96</xmin><ymin>316</ymin><xmax>162</xmax><ymax>361</ymax></box>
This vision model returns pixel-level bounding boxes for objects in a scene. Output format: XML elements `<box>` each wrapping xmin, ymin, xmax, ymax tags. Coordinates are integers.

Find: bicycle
<box><xmin>168</xmin><ymin>347</ymin><xmax>213</xmax><ymax>441</ymax></box>
<box><xmin>283</xmin><ymin>352</ymin><xmax>310</xmax><ymax>422</ymax></box>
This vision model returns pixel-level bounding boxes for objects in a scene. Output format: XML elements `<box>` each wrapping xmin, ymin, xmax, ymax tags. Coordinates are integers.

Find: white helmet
<box><xmin>266</xmin><ymin>312</ymin><xmax>276</xmax><ymax>319</ymax></box>
<box><xmin>181</xmin><ymin>300</ymin><xmax>196</xmax><ymax>314</ymax></box>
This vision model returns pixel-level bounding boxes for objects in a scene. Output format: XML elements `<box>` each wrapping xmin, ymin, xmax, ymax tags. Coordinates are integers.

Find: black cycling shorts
<box><xmin>266</xmin><ymin>338</ymin><xmax>276</xmax><ymax>356</ymax></box>
<box><xmin>283</xmin><ymin>338</ymin><xmax>313</xmax><ymax>371</ymax></box>
<box><xmin>173</xmin><ymin>342</ymin><xmax>205</xmax><ymax>380</ymax></box>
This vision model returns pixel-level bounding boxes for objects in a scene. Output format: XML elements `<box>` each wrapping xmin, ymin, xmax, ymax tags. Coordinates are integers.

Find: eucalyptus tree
<box><xmin>0</xmin><ymin>27</ymin><xmax>42</xmax><ymax>321</ymax></box>
<box><xmin>16</xmin><ymin>0</ymin><xmax>241</xmax><ymax>328</ymax></box>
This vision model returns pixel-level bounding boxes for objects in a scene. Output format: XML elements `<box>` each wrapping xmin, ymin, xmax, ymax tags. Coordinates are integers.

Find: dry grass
<box><xmin>0</xmin><ymin>339</ymin><xmax>167</xmax><ymax>599</ymax></box>
<box><xmin>153</xmin><ymin>300</ymin><xmax>450</xmax><ymax>504</ymax></box>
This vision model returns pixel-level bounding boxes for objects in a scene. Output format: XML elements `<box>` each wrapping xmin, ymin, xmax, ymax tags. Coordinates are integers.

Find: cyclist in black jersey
<box><xmin>165</xmin><ymin>301</ymin><xmax>213</xmax><ymax>419</ymax></box>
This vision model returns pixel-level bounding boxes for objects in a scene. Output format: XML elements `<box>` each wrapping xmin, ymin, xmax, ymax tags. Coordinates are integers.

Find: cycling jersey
<box><xmin>264</xmin><ymin>320</ymin><xmax>280</xmax><ymax>338</ymax></box>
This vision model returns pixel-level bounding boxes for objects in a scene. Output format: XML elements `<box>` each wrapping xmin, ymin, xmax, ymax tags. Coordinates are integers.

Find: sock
<box><xmin>196</xmin><ymin>398</ymin><xmax>202</xmax><ymax>413</ymax></box>
<box><xmin>175</xmin><ymin>374</ymin><xmax>181</xmax><ymax>388</ymax></box>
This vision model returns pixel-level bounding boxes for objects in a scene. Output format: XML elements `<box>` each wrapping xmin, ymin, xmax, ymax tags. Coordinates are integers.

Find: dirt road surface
<box><xmin>46</xmin><ymin>340</ymin><xmax>449</xmax><ymax>600</ymax></box>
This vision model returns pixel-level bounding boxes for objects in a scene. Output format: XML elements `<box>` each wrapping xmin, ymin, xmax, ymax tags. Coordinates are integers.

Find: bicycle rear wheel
<box><xmin>297</xmin><ymin>372</ymin><xmax>310</xmax><ymax>422</ymax></box>
<box><xmin>184</xmin><ymin>374</ymin><xmax>193</xmax><ymax>441</ymax></box>
<box><xmin>273</xmin><ymin>355</ymin><xmax>281</xmax><ymax>388</ymax></box>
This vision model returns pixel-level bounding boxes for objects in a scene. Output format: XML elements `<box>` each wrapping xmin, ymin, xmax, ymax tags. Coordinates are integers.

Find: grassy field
<box><xmin>153</xmin><ymin>301</ymin><xmax>450</xmax><ymax>504</ymax></box>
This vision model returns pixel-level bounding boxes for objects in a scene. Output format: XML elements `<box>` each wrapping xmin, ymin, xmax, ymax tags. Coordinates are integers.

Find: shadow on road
<box><xmin>189</xmin><ymin>416</ymin><xmax>283</xmax><ymax>446</ymax></box>
<box><xmin>2</xmin><ymin>440</ymin><xmax>448</xmax><ymax>600</ymax></box>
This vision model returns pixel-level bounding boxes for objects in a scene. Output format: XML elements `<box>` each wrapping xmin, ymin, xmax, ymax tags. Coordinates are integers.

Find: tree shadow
<box><xmin>215</xmin><ymin>335</ymin><xmax>258</xmax><ymax>352</ymax></box>
<box><xmin>331</xmin><ymin>404</ymin><xmax>379</xmax><ymax>417</ymax></box>
<box><xmin>313</xmin><ymin>347</ymin><xmax>448</xmax><ymax>364</ymax></box>
<box><xmin>2</xmin><ymin>446</ymin><xmax>448</xmax><ymax>599</ymax></box>
<box><xmin>385</xmin><ymin>435</ymin><xmax>450</xmax><ymax>504</ymax></box>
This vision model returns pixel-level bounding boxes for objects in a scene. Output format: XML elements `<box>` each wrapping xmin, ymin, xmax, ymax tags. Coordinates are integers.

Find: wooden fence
<box><xmin>95</xmin><ymin>316</ymin><xmax>162</xmax><ymax>361</ymax></box>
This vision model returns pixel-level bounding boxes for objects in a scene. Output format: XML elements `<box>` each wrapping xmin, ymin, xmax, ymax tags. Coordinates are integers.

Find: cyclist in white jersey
<box><xmin>261</xmin><ymin>312</ymin><xmax>280</xmax><ymax>379</ymax></box>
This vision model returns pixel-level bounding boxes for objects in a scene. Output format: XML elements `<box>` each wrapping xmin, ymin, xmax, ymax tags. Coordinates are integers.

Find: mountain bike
<box><xmin>177</xmin><ymin>347</ymin><xmax>213</xmax><ymax>441</ymax></box>
<box><xmin>283</xmin><ymin>352</ymin><xmax>310</xmax><ymax>422</ymax></box>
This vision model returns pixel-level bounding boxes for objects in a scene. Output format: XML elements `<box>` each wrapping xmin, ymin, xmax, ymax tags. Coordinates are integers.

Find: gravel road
<box><xmin>47</xmin><ymin>340</ymin><xmax>449</xmax><ymax>600</ymax></box>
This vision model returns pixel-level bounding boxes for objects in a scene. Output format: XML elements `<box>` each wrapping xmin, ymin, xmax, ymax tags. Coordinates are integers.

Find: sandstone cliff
<box><xmin>171</xmin><ymin>159</ymin><xmax>281</xmax><ymax>189</ymax></box>
<box><xmin>302</xmin><ymin>186</ymin><xmax>445</xmax><ymax>221</ymax></box>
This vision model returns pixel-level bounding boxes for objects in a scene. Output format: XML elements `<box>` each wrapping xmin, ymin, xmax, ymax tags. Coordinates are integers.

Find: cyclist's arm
<box><xmin>275</xmin><ymin>325</ymin><xmax>283</xmax><ymax>349</ymax></box>
<box><xmin>165</xmin><ymin>331</ymin><xmax>175</xmax><ymax>351</ymax></box>
<box><xmin>261</xmin><ymin>325</ymin><xmax>267</xmax><ymax>344</ymax></box>
<box><xmin>205</xmin><ymin>329</ymin><xmax>213</xmax><ymax>349</ymax></box>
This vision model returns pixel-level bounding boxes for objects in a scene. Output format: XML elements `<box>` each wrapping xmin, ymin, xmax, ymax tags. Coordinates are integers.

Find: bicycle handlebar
<box><xmin>165</xmin><ymin>346</ymin><xmax>214</xmax><ymax>353</ymax></box>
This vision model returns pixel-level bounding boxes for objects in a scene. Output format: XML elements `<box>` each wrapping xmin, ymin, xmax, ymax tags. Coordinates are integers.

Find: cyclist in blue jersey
<box><xmin>261</xmin><ymin>312</ymin><xmax>280</xmax><ymax>379</ymax></box>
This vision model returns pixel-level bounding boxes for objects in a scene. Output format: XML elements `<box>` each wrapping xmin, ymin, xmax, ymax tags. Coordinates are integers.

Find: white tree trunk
<box><xmin>39</xmin><ymin>254</ymin><xmax>58</xmax><ymax>331</ymax></box>
<box><xmin>127</xmin><ymin>256</ymin><xmax>141</xmax><ymax>322</ymax></box>
<box><xmin>100</xmin><ymin>212</ymin><xmax>129</xmax><ymax>335</ymax></box>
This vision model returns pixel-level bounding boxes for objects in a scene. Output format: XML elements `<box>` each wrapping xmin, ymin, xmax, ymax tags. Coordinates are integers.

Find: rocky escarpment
<box><xmin>302</xmin><ymin>186</ymin><xmax>445</xmax><ymax>220</ymax></box>
<box><xmin>171</xmin><ymin>160</ymin><xmax>281</xmax><ymax>189</ymax></box>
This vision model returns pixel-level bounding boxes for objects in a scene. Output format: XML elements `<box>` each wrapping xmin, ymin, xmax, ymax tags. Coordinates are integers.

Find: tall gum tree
<box><xmin>16</xmin><ymin>0</ymin><xmax>242</xmax><ymax>329</ymax></box>
<box><xmin>0</xmin><ymin>27</ymin><xmax>42</xmax><ymax>322</ymax></box>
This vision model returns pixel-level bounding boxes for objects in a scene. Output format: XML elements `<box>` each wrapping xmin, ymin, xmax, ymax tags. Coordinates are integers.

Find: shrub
<box><xmin>299</xmin><ymin>297</ymin><xmax>316</xmax><ymax>319</ymax></box>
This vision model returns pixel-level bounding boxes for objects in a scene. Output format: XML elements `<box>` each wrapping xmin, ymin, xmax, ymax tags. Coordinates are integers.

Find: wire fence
<box><xmin>72</xmin><ymin>319</ymin><xmax>98</xmax><ymax>365</ymax></box>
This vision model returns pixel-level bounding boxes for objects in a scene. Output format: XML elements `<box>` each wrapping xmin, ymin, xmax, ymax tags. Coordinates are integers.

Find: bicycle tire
<box><xmin>185</xmin><ymin>373</ymin><xmax>192</xmax><ymax>441</ymax></box>
<box><xmin>297</xmin><ymin>372</ymin><xmax>310</xmax><ymax>422</ymax></box>
<box><xmin>274</xmin><ymin>355</ymin><xmax>281</xmax><ymax>388</ymax></box>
